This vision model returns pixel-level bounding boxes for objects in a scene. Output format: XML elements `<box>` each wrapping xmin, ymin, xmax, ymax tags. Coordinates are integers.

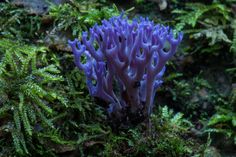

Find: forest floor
<box><xmin>0</xmin><ymin>0</ymin><xmax>235</xmax><ymax>156</ymax></box>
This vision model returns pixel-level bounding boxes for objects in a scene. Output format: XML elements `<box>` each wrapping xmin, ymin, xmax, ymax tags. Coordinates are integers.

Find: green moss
<box><xmin>0</xmin><ymin>39</ymin><xmax>66</xmax><ymax>155</ymax></box>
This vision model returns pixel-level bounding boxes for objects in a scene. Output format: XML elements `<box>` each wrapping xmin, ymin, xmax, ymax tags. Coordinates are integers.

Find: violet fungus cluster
<box><xmin>68</xmin><ymin>15</ymin><xmax>183</xmax><ymax>125</ymax></box>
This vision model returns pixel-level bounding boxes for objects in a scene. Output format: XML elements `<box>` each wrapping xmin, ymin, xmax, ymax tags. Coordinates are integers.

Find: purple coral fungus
<box><xmin>68</xmin><ymin>14</ymin><xmax>183</xmax><ymax>125</ymax></box>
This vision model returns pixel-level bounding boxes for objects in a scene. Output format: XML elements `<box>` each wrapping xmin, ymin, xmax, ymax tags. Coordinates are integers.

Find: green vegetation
<box><xmin>0</xmin><ymin>39</ymin><xmax>63</xmax><ymax>155</ymax></box>
<box><xmin>172</xmin><ymin>1</ymin><xmax>235</xmax><ymax>53</ymax></box>
<box><xmin>49</xmin><ymin>1</ymin><xmax>120</xmax><ymax>37</ymax></box>
<box><xmin>0</xmin><ymin>3</ymin><xmax>42</xmax><ymax>40</ymax></box>
<box><xmin>0</xmin><ymin>0</ymin><xmax>235</xmax><ymax>156</ymax></box>
<box><xmin>204</xmin><ymin>106</ymin><xmax>236</xmax><ymax>145</ymax></box>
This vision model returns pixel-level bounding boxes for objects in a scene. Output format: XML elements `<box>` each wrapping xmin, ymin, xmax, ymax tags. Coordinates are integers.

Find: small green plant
<box><xmin>173</xmin><ymin>3</ymin><xmax>230</xmax><ymax>31</ymax></box>
<box><xmin>204</xmin><ymin>107</ymin><xmax>236</xmax><ymax>145</ymax></box>
<box><xmin>0</xmin><ymin>39</ymin><xmax>65</xmax><ymax>155</ymax></box>
<box><xmin>172</xmin><ymin>1</ymin><xmax>235</xmax><ymax>53</ymax></box>
<box><xmin>153</xmin><ymin>106</ymin><xmax>193</xmax><ymax>132</ymax></box>
<box><xmin>144</xmin><ymin>106</ymin><xmax>195</xmax><ymax>156</ymax></box>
